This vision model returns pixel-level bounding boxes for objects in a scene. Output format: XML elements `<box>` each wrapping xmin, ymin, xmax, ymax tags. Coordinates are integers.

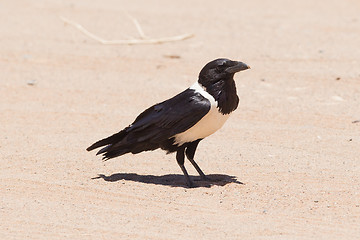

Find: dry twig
<box><xmin>60</xmin><ymin>15</ymin><xmax>194</xmax><ymax>45</ymax></box>
<box><xmin>123</xmin><ymin>12</ymin><xmax>148</xmax><ymax>39</ymax></box>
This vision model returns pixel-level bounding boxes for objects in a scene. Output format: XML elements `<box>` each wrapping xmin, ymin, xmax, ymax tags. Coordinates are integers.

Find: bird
<box><xmin>87</xmin><ymin>58</ymin><xmax>250</xmax><ymax>187</ymax></box>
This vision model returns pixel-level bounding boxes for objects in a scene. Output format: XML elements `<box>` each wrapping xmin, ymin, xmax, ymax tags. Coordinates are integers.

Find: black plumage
<box><xmin>87</xmin><ymin>89</ymin><xmax>210</xmax><ymax>157</ymax></box>
<box><xmin>87</xmin><ymin>58</ymin><xmax>250</xmax><ymax>187</ymax></box>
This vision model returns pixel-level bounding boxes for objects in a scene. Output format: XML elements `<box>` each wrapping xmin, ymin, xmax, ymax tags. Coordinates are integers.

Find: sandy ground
<box><xmin>1</xmin><ymin>0</ymin><xmax>360</xmax><ymax>239</ymax></box>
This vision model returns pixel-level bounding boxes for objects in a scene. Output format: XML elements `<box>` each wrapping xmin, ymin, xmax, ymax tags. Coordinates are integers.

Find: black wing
<box><xmin>87</xmin><ymin>88</ymin><xmax>211</xmax><ymax>159</ymax></box>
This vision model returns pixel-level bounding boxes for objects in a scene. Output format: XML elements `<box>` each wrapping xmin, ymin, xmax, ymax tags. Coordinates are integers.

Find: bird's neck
<box><xmin>201</xmin><ymin>79</ymin><xmax>239</xmax><ymax>115</ymax></box>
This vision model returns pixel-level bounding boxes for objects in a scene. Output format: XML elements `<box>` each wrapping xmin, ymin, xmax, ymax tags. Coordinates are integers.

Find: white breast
<box><xmin>173</xmin><ymin>82</ymin><xmax>231</xmax><ymax>145</ymax></box>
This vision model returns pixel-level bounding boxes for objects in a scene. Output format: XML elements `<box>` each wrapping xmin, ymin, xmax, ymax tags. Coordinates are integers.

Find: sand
<box><xmin>1</xmin><ymin>0</ymin><xmax>360</xmax><ymax>239</ymax></box>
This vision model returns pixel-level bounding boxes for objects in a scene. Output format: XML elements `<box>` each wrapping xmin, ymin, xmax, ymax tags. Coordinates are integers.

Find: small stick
<box><xmin>60</xmin><ymin>16</ymin><xmax>194</xmax><ymax>45</ymax></box>
<box><xmin>123</xmin><ymin>12</ymin><xmax>148</xmax><ymax>39</ymax></box>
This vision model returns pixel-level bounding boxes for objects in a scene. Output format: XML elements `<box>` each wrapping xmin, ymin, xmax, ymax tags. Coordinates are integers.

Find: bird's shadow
<box><xmin>92</xmin><ymin>173</ymin><xmax>243</xmax><ymax>188</ymax></box>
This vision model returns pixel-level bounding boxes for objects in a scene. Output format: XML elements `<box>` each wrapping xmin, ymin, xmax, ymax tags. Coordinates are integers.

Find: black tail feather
<box><xmin>87</xmin><ymin>127</ymin><xmax>135</xmax><ymax>160</ymax></box>
<box><xmin>96</xmin><ymin>144</ymin><xmax>112</xmax><ymax>155</ymax></box>
<box><xmin>86</xmin><ymin>130</ymin><xmax>127</xmax><ymax>152</ymax></box>
<box><xmin>87</xmin><ymin>121</ymin><xmax>177</xmax><ymax>160</ymax></box>
<box><xmin>102</xmin><ymin>148</ymin><xmax>131</xmax><ymax>160</ymax></box>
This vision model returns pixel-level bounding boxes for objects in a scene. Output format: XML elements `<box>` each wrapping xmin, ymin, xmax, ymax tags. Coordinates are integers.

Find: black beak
<box><xmin>225</xmin><ymin>61</ymin><xmax>250</xmax><ymax>74</ymax></box>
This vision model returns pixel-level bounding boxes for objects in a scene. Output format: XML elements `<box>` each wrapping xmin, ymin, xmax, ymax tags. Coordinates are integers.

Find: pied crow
<box><xmin>87</xmin><ymin>58</ymin><xmax>250</xmax><ymax>187</ymax></box>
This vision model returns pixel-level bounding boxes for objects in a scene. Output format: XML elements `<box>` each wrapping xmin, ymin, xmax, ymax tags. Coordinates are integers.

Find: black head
<box><xmin>197</xmin><ymin>58</ymin><xmax>250</xmax><ymax>114</ymax></box>
<box><xmin>198</xmin><ymin>58</ymin><xmax>250</xmax><ymax>88</ymax></box>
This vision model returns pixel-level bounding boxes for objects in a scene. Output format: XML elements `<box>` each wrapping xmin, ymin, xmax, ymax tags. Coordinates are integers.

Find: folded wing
<box><xmin>87</xmin><ymin>88</ymin><xmax>211</xmax><ymax>160</ymax></box>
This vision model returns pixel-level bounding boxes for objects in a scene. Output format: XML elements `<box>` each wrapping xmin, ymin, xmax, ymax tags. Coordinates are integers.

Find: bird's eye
<box><xmin>216</xmin><ymin>64</ymin><xmax>226</xmax><ymax>72</ymax></box>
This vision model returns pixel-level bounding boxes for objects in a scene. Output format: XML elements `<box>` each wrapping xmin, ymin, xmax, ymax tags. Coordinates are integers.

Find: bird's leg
<box><xmin>185</xmin><ymin>140</ymin><xmax>209</xmax><ymax>181</ymax></box>
<box><xmin>176</xmin><ymin>147</ymin><xmax>194</xmax><ymax>187</ymax></box>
